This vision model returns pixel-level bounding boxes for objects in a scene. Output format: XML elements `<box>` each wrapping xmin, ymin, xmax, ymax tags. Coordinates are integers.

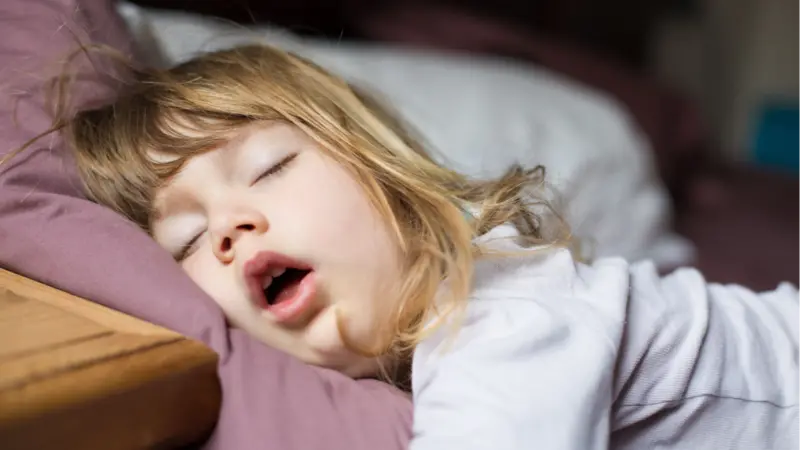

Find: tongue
<box><xmin>274</xmin><ymin>277</ymin><xmax>303</xmax><ymax>305</ymax></box>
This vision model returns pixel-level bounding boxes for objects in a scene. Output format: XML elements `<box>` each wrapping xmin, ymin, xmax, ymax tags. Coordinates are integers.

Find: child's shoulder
<box><xmin>472</xmin><ymin>223</ymin><xmax>630</xmax><ymax>297</ymax></box>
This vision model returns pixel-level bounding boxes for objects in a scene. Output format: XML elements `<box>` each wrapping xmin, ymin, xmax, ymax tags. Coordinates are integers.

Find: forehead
<box><xmin>151</xmin><ymin>120</ymin><xmax>281</xmax><ymax>179</ymax></box>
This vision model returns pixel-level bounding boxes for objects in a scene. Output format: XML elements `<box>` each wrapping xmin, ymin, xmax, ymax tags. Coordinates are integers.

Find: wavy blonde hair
<box><xmin>10</xmin><ymin>44</ymin><xmax>571</xmax><ymax>357</ymax></box>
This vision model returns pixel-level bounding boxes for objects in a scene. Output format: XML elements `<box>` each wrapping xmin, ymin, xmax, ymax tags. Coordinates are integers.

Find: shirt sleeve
<box><xmin>410</xmin><ymin>250</ymin><xmax>627</xmax><ymax>450</ymax></box>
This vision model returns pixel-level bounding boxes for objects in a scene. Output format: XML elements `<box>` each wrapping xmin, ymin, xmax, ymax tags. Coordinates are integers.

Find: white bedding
<box><xmin>117</xmin><ymin>3</ymin><xmax>694</xmax><ymax>268</ymax></box>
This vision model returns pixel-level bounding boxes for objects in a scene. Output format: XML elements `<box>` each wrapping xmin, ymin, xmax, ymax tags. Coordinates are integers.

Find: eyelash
<box><xmin>174</xmin><ymin>153</ymin><xmax>298</xmax><ymax>261</ymax></box>
<box><xmin>175</xmin><ymin>233</ymin><xmax>202</xmax><ymax>261</ymax></box>
<box><xmin>252</xmin><ymin>153</ymin><xmax>297</xmax><ymax>185</ymax></box>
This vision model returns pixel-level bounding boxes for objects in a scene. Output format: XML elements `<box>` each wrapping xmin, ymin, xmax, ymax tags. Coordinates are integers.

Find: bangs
<box><xmin>68</xmin><ymin>84</ymin><xmax>255</xmax><ymax>232</ymax></box>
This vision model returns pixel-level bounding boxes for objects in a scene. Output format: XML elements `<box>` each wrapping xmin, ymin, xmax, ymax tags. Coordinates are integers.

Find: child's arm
<box><xmin>410</xmin><ymin>251</ymin><xmax>628</xmax><ymax>450</ymax></box>
<box><xmin>609</xmin><ymin>263</ymin><xmax>798</xmax><ymax>448</ymax></box>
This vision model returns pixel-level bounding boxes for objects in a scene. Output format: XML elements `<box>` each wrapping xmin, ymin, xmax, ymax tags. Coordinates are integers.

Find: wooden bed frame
<box><xmin>0</xmin><ymin>269</ymin><xmax>221</xmax><ymax>449</ymax></box>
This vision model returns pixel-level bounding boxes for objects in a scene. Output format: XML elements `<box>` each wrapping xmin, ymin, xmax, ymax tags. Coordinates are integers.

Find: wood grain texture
<box><xmin>0</xmin><ymin>269</ymin><xmax>221</xmax><ymax>450</ymax></box>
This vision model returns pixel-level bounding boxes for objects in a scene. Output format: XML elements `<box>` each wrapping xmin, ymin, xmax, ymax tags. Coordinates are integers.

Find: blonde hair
<box><xmin>9</xmin><ymin>43</ymin><xmax>571</xmax><ymax>358</ymax></box>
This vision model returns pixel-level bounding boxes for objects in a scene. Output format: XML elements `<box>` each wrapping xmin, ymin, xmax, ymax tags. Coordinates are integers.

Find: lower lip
<box><xmin>265</xmin><ymin>271</ymin><xmax>318</xmax><ymax>324</ymax></box>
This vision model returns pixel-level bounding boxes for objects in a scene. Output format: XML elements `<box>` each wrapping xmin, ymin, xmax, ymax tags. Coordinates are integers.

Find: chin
<box><xmin>341</xmin><ymin>358</ymin><xmax>382</xmax><ymax>379</ymax></box>
<box><xmin>306</xmin><ymin>343</ymin><xmax>365</xmax><ymax>373</ymax></box>
<box><xmin>302</xmin><ymin>338</ymin><xmax>382</xmax><ymax>378</ymax></box>
<box><xmin>309</xmin><ymin>348</ymin><xmax>381</xmax><ymax>378</ymax></box>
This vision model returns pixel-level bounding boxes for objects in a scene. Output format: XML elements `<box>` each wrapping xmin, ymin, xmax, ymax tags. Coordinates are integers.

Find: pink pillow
<box><xmin>0</xmin><ymin>1</ymin><xmax>412</xmax><ymax>449</ymax></box>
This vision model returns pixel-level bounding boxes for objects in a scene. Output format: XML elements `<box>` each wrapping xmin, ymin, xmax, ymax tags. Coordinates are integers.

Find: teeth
<box><xmin>261</xmin><ymin>276</ymin><xmax>273</xmax><ymax>290</ymax></box>
<box><xmin>270</xmin><ymin>267</ymin><xmax>286</xmax><ymax>277</ymax></box>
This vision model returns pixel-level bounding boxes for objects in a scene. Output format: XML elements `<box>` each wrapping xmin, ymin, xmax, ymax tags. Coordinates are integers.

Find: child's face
<box><xmin>150</xmin><ymin>122</ymin><xmax>403</xmax><ymax>376</ymax></box>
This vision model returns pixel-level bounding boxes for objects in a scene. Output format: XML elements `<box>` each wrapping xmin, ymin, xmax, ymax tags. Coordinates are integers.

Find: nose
<box><xmin>209</xmin><ymin>206</ymin><xmax>269</xmax><ymax>263</ymax></box>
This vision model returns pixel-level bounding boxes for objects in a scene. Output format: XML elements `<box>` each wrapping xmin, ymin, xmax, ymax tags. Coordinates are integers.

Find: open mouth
<box><xmin>244</xmin><ymin>251</ymin><xmax>318</xmax><ymax>325</ymax></box>
<box><xmin>263</xmin><ymin>268</ymin><xmax>312</xmax><ymax>306</ymax></box>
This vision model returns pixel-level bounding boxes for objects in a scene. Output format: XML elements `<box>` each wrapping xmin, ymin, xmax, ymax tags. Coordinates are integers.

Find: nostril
<box><xmin>237</xmin><ymin>224</ymin><xmax>255</xmax><ymax>231</ymax></box>
<box><xmin>221</xmin><ymin>237</ymin><xmax>232</xmax><ymax>252</ymax></box>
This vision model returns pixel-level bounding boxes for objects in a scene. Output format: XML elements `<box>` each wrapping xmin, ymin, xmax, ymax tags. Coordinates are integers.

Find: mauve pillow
<box><xmin>0</xmin><ymin>1</ymin><xmax>412</xmax><ymax>449</ymax></box>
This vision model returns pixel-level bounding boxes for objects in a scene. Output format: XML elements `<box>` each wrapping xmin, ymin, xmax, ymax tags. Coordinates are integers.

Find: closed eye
<box><xmin>176</xmin><ymin>230</ymin><xmax>204</xmax><ymax>261</ymax></box>
<box><xmin>252</xmin><ymin>153</ymin><xmax>298</xmax><ymax>185</ymax></box>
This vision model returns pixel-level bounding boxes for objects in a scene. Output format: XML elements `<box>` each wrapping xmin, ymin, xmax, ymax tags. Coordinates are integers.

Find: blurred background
<box><xmin>127</xmin><ymin>0</ymin><xmax>798</xmax><ymax>289</ymax></box>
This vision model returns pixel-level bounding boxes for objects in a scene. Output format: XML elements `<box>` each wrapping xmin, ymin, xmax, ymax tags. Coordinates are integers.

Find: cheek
<box><xmin>308</xmin><ymin>173</ymin><xmax>395</xmax><ymax>258</ymax></box>
<box><xmin>280</xmin><ymin>157</ymin><xmax>386</xmax><ymax>245</ymax></box>
<box><xmin>181</xmin><ymin>253</ymin><xmax>242</xmax><ymax>315</ymax></box>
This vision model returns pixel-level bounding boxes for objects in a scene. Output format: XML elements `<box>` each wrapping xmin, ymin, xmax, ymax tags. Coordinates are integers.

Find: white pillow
<box><xmin>118</xmin><ymin>3</ymin><xmax>694</xmax><ymax>267</ymax></box>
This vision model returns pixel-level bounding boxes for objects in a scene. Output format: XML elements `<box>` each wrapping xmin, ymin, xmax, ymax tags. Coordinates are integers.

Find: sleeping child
<box><xmin>16</xmin><ymin>44</ymin><xmax>799</xmax><ymax>449</ymax></box>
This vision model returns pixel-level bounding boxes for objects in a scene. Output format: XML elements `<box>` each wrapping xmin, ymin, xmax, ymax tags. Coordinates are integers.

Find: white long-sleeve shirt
<box><xmin>411</xmin><ymin>223</ymin><xmax>798</xmax><ymax>450</ymax></box>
